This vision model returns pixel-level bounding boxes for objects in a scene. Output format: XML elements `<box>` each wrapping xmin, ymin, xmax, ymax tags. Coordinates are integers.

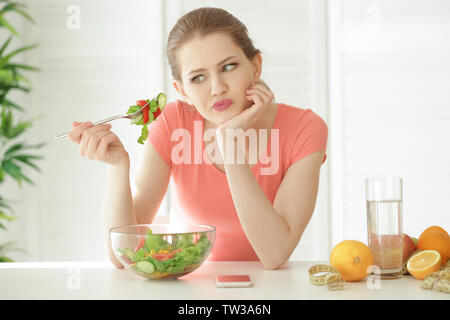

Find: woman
<box><xmin>69</xmin><ymin>7</ymin><xmax>328</xmax><ymax>270</ymax></box>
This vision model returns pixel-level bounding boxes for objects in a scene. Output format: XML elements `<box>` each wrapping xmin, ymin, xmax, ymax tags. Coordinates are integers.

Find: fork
<box><xmin>54</xmin><ymin>101</ymin><xmax>150</xmax><ymax>141</ymax></box>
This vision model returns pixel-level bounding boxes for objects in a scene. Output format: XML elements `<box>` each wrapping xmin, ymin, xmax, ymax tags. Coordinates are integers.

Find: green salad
<box><xmin>126</xmin><ymin>93</ymin><xmax>166</xmax><ymax>144</ymax></box>
<box><xmin>117</xmin><ymin>228</ymin><xmax>212</xmax><ymax>279</ymax></box>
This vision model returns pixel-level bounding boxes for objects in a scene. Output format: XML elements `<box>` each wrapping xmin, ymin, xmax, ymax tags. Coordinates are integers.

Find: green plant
<box><xmin>0</xmin><ymin>1</ymin><xmax>45</xmax><ymax>262</ymax></box>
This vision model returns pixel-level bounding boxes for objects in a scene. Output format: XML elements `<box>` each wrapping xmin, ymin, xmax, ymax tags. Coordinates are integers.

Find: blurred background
<box><xmin>0</xmin><ymin>0</ymin><xmax>449</xmax><ymax>262</ymax></box>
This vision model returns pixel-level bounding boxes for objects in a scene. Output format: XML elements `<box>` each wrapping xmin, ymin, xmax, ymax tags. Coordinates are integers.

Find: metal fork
<box><xmin>54</xmin><ymin>101</ymin><xmax>150</xmax><ymax>141</ymax></box>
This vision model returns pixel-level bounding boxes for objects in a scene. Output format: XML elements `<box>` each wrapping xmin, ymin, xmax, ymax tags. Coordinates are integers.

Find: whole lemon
<box><xmin>330</xmin><ymin>240</ymin><xmax>375</xmax><ymax>282</ymax></box>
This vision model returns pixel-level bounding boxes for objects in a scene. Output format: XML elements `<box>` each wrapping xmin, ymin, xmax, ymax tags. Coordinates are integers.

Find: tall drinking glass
<box><xmin>365</xmin><ymin>177</ymin><xmax>403</xmax><ymax>279</ymax></box>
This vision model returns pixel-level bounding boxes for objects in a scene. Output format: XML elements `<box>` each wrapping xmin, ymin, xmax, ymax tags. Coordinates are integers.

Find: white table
<box><xmin>0</xmin><ymin>261</ymin><xmax>447</xmax><ymax>300</ymax></box>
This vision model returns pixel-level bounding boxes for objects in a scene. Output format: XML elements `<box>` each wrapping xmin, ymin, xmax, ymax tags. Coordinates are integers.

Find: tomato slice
<box><xmin>143</xmin><ymin>107</ymin><xmax>149</xmax><ymax>124</ymax></box>
<box><xmin>136</xmin><ymin>100</ymin><xmax>151</xmax><ymax>124</ymax></box>
<box><xmin>136</xmin><ymin>100</ymin><xmax>147</xmax><ymax>107</ymax></box>
<box><xmin>151</xmin><ymin>254</ymin><xmax>168</xmax><ymax>261</ymax></box>
<box><xmin>153</xmin><ymin>108</ymin><xmax>161</xmax><ymax>119</ymax></box>
<box><xmin>152</xmin><ymin>248</ymin><xmax>182</xmax><ymax>261</ymax></box>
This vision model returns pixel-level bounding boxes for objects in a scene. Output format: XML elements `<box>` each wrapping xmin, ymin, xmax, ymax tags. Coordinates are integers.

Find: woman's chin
<box><xmin>216</xmin><ymin>110</ymin><xmax>239</xmax><ymax>124</ymax></box>
<box><xmin>208</xmin><ymin>104</ymin><xmax>248</xmax><ymax>126</ymax></box>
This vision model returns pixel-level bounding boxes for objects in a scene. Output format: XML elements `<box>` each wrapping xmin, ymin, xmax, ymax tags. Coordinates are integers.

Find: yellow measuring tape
<box><xmin>309</xmin><ymin>259</ymin><xmax>449</xmax><ymax>293</ymax></box>
<box><xmin>421</xmin><ymin>260</ymin><xmax>450</xmax><ymax>294</ymax></box>
<box><xmin>308</xmin><ymin>264</ymin><xmax>345</xmax><ymax>290</ymax></box>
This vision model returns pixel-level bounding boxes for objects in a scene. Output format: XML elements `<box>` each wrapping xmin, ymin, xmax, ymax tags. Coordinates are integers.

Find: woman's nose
<box><xmin>211</xmin><ymin>76</ymin><xmax>227</xmax><ymax>96</ymax></box>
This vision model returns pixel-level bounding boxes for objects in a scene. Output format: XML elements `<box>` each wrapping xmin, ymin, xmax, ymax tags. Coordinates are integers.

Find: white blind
<box><xmin>164</xmin><ymin>0</ymin><xmax>330</xmax><ymax>261</ymax></box>
<box><xmin>2</xmin><ymin>0</ymin><xmax>166</xmax><ymax>261</ymax></box>
<box><xmin>329</xmin><ymin>0</ymin><xmax>450</xmax><ymax>246</ymax></box>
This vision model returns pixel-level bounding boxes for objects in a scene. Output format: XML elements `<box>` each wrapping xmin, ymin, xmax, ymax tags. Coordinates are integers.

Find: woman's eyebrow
<box><xmin>187</xmin><ymin>56</ymin><xmax>237</xmax><ymax>75</ymax></box>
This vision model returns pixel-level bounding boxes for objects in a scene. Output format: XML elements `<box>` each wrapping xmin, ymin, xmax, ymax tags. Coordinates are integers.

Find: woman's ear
<box><xmin>172</xmin><ymin>80</ymin><xmax>191</xmax><ymax>103</ymax></box>
<box><xmin>251</xmin><ymin>52</ymin><xmax>263</xmax><ymax>82</ymax></box>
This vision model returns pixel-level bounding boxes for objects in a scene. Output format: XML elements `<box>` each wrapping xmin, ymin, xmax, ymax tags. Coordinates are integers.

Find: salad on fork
<box><xmin>127</xmin><ymin>93</ymin><xmax>166</xmax><ymax>144</ymax></box>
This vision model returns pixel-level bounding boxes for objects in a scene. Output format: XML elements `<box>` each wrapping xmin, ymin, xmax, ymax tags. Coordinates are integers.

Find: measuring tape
<box><xmin>308</xmin><ymin>264</ymin><xmax>345</xmax><ymax>290</ymax></box>
<box><xmin>309</xmin><ymin>260</ymin><xmax>449</xmax><ymax>293</ymax></box>
<box><xmin>422</xmin><ymin>261</ymin><xmax>450</xmax><ymax>294</ymax></box>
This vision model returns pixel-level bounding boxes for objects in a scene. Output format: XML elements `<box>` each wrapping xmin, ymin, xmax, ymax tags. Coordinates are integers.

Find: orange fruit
<box><xmin>406</xmin><ymin>250</ymin><xmax>442</xmax><ymax>280</ymax></box>
<box><xmin>329</xmin><ymin>240</ymin><xmax>374</xmax><ymax>282</ymax></box>
<box><xmin>419</xmin><ymin>226</ymin><xmax>449</xmax><ymax>239</ymax></box>
<box><xmin>416</xmin><ymin>230</ymin><xmax>450</xmax><ymax>265</ymax></box>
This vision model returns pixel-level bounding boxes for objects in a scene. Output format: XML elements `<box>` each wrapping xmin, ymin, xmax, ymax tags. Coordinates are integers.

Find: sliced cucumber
<box><xmin>136</xmin><ymin>261</ymin><xmax>155</xmax><ymax>274</ymax></box>
<box><xmin>122</xmin><ymin>248</ymin><xmax>136</xmax><ymax>261</ymax></box>
<box><xmin>157</xmin><ymin>93</ymin><xmax>166</xmax><ymax>111</ymax></box>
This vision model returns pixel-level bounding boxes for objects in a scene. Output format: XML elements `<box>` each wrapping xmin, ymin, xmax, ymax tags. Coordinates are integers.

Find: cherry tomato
<box><xmin>143</xmin><ymin>108</ymin><xmax>149</xmax><ymax>124</ymax></box>
<box><xmin>153</xmin><ymin>108</ymin><xmax>161</xmax><ymax>119</ymax></box>
<box><xmin>136</xmin><ymin>100</ymin><xmax>150</xmax><ymax>124</ymax></box>
<box><xmin>152</xmin><ymin>248</ymin><xmax>182</xmax><ymax>261</ymax></box>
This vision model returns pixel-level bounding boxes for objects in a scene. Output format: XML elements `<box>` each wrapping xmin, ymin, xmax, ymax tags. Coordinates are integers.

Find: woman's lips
<box><xmin>213</xmin><ymin>99</ymin><xmax>233</xmax><ymax>111</ymax></box>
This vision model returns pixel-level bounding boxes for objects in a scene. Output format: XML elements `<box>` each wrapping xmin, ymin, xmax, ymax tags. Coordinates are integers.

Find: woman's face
<box><xmin>173</xmin><ymin>32</ymin><xmax>262</xmax><ymax>126</ymax></box>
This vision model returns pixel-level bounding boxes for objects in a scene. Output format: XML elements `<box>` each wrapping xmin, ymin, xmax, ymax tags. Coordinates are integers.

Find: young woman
<box><xmin>69</xmin><ymin>7</ymin><xmax>328</xmax><ymax>270</ymax></box>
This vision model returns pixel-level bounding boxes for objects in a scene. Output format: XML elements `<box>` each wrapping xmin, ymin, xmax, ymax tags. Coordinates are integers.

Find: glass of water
<box><xmin>365</xmin><ymin>177</ymin><xmax>403</xmax><ymax>279</ymax></box>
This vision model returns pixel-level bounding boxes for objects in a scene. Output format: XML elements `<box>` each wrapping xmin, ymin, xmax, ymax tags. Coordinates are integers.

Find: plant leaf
<box><xmin>8</xmin><ymin>121</ymin><xmax>33</xmax><ymax>139</ymax></box>
<box><xmin>0</xmin><ymin>211</ymin><xmax>15</xmax><ymax>222</ymax></box>
<box><xmin>0</xmin><ymin>106</ymin><xmax>12</xmax><ymax>136</ymax></box>
<box><xmin>0</xmin><ymin>255</ymin><xmax>14</xmax><ymax>262</ymax></box>
<box><xmin>2</xmin><ymin>160</ymin><xmax>22</xmax><ymax>185</ymax></box>
<box><xmin>4</xmin><ymin>141</ymin><xmax>25</xmax><ymax>156</ymax></box>
<box><xmin>0</xmin><ymin>36</ymin><xmax>12</xmax><ymax>56</ymax></box>
<box><xmin>0</xmin><ymin>240</ymin><xmax>29</xmax><ymax>257</ymax></box>
<box><xmin>0</xmin><ymin>200</ymin><xmax>13</xmax><ymax>214</ymax></box>
<box><xmin>3</xmin><ymin>84</ymin><xmax>30</xmax><ymax>93</ymax></box>
<box><xmin>1</xmin><ymin>159</ymin><xmax>35</xmax><ymax>186</ymax></box>
<box><xmin>5</xmin><ymin>63</ymin><xmax>40</xmax><ymax>71</ymax></box>
<box><xmin>0</xmin><ymin>241</ymin><xmax>17</xmax><ymax>253</ymax></box>
<box><xmin>2</xmin><ymin>98</ymin><xmax>23</xmax><ymax>111</ymax></box>
<box><xmin>11</xmin><ymin>7</ymin><xmax>35</xmax><ymax>24</ymax></box>
<box><xmin>0</xmin><ymin>13</ymin><xmax>19</xmax><ymax>36</ymax></box>
<box><xmin>11</xmin><ymin>154</ymin><xmax>43</xmax><ymax>172</ymax></box>
<box><xmin>0</xmin><ymin>43</ymin><xmax>39</xmax><ymax>67</ymax></box>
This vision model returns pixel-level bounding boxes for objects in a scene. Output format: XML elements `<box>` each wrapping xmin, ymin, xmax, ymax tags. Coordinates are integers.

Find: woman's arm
<box><xmin>101</xmin><ymin>143</ymin><xmax>171</xmax><ymax>269</ymax></box>
<box><xmin>222</xmin><ymin>140</ymin><xmax>325</xmax><ymax>270</ymax></box>
<box><xmin>101</xmin><ymin>156</ymin><xmax>136</xmax><ymax>269</ymax></box>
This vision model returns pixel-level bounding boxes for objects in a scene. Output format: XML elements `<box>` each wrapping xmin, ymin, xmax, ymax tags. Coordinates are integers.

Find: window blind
<box><xmin>328</xmin><ymin>0</ymin><xmax>450</xmax><ymax>246</ymax></box>
<box><xmin>5</xmin><ymin>0</ymin><xmax>166</xmax><ymax>261</ymax></box>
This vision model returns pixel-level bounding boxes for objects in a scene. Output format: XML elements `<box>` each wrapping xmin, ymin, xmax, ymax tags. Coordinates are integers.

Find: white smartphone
<box><xmin>215</xmin><ymin>274</ymin><xmax>253</xmax><ymax>288</ymax></box>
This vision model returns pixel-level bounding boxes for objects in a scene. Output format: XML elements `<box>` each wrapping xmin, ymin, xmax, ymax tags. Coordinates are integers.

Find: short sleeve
<box><xmin>289</xmin><ymin>111</ymin><xmax>328</xmax><ymax>167</ymax></box>
<box><xmin>146</xmin><ymin>101</ymin><xmax>178</xmax><ymax>168</ymax></box>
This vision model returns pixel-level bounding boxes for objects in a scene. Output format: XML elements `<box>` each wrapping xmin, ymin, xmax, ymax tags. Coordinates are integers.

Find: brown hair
<box><xmin>167</xmin><ymin>7</ymin><xmax>261</xmax><ymax>82</ymax></box>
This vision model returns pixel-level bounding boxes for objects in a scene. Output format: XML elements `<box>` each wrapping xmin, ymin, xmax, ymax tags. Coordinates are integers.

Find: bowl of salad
<box><xmin>110</xmin><ymin>224</ymin><xmax>215</xmax><ymax>280</ymax></box>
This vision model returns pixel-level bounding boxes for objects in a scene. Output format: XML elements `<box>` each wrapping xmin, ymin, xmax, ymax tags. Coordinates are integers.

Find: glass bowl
<box><xmin>109</xmin><ymin>224</ymin><xmax>215</xmax><ymax>280</ymax></box>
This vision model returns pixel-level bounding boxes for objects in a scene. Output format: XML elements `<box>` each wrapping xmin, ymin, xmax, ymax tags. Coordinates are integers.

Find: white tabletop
<box><xmin>0</xmin><ymin>261</ymin><xmax>447</xmax><ymax>300</ymax></box>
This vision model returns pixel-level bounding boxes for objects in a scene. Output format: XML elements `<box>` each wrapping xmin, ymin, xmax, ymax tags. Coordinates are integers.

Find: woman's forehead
<box><xmin>178</xmin><ymin>32</ymin><xmax>245</xmax><ymax>75</ymax></box>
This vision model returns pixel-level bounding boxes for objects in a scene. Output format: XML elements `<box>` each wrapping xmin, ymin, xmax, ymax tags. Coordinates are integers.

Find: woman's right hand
<box><xmin>68</xmin><ymin>121</ymin><xmax>129</xmax><ymax>167</ymax></box>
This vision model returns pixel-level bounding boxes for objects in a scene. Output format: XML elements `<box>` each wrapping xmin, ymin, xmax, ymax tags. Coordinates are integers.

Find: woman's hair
<box><xmin>167</xmin><ymin>7</ymin><xmax>261</xmax><ymax>82</ymax></box>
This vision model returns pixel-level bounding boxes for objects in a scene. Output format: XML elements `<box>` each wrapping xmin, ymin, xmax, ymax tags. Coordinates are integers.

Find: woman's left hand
<box><xmin>217</xmin><ymin>81</ymin><xmax>274</xmax><ymax>133</ymax></box>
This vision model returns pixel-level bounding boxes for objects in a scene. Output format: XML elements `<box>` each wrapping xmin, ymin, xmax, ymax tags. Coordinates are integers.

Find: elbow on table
<box><xmin>261</xmin><ymin>257</ymin><xmax>288</xmax><ymax>270</ymax></box>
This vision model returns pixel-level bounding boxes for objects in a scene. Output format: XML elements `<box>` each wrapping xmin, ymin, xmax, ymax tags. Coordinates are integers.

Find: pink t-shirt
<box><xmin>147</xmin><ymin>100</ymin><xmax>328</xmax><ymax>261</ymax></box>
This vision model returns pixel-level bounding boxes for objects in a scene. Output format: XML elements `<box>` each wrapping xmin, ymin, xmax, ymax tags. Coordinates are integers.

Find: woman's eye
<box><xmin>190</xmin><ymin>63</ymin><xmax>237</xmax><ymax>83</ymax></box>
<box><xmin>223</xmin><ymin>63</ymin><xmax>237</xmax><ymax>71</ymax></box>
<box><xmin>191</xmin><ymin>74</ymin><xmax>205</xmax><ymax>83</ymax></box>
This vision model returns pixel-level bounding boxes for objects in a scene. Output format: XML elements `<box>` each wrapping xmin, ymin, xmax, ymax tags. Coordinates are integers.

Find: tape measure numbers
<box><xmin>308</xmin><ymin>264</ymin><xmax>345</xmax><ymax>290</ymax></box>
